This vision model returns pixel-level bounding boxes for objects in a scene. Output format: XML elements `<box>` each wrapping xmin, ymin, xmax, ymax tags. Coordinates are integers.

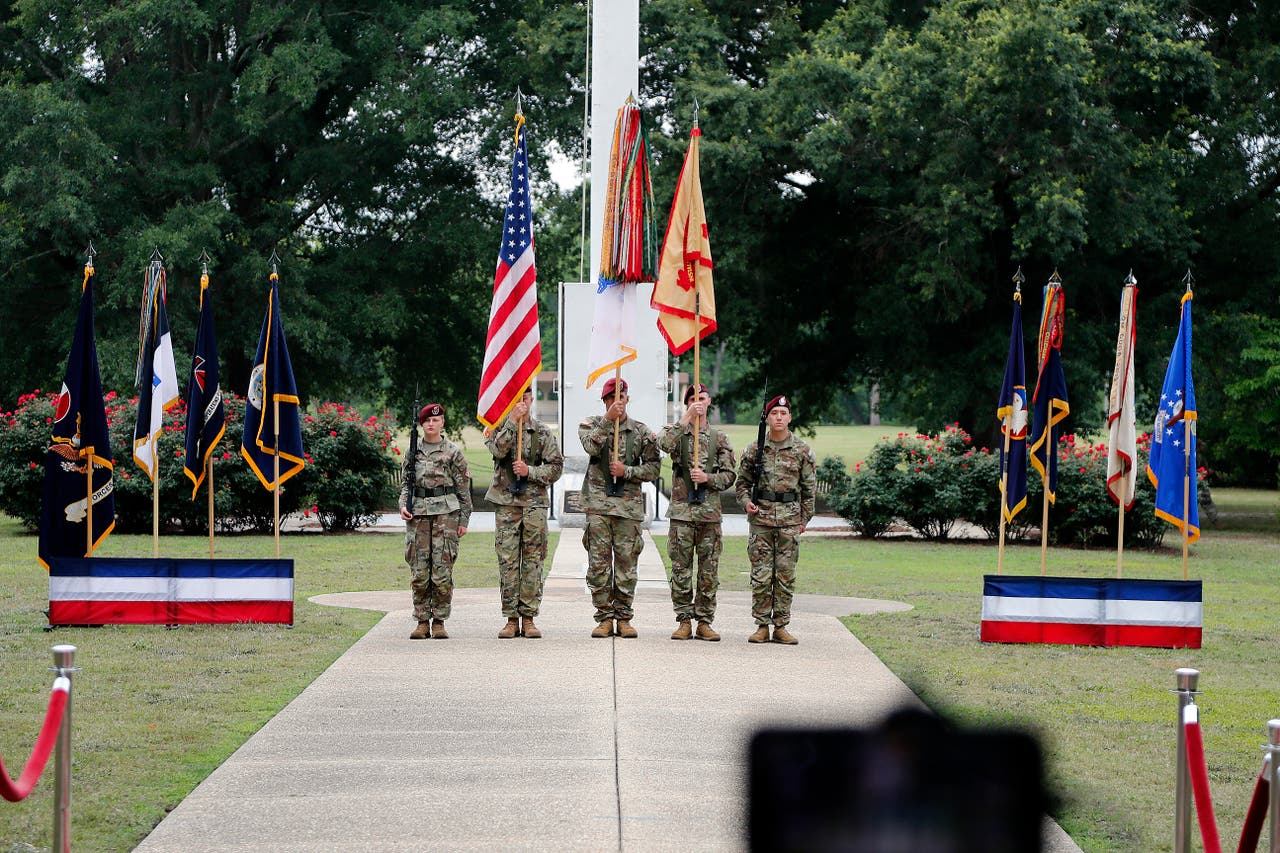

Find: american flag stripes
<box><xmin>478</xmin><ymin>113</ymin><xmax>541</xmax><ymax>428</ymax></box>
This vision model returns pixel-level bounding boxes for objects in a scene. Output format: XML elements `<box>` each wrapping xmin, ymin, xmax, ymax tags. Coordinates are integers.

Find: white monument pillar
<box><xmin>557</xmin><ymin>0</ymin><xmax>670</xmax><ymax>522</ymax></box>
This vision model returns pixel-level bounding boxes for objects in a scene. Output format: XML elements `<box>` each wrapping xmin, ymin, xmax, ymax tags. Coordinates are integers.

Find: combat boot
<box><xmin>591</xmin><ymin>620</ymin><xmax>614</xmax><ymax>638</ymax></box>
<box><xmin>670</xmin><ymin>620</ymin><xmax>693</xmax><ymax>640</ymax></box>
<box><xmin>616</xmin><ymin>619</ymin><xmax>638</xmax><ymax>638</ymax></box>
<box><xmin>695</xmin><ymin>622</ymin><xmax>721</xmax><ymax>642</ymax></box>
<box><xmin>748</xmin><ymin>625</ymin><xmax>770</xmax><ymax>644</ymax></box>
<box><xmin>431</xmin><ymin>619</ymin><xmax>449</xmax><ymax>640</ymax></box>
<box><xmin>409</xmin><ymin>621</ymin><xmax>431</xmax><ymax>640</ymax></box>
<box><xmin>498</xmin><ymin>617</ymin><xmax>519</xmax><ymax>639</ymax></box>
<box><xmin>521</xmin><ymin>617</ymin><xmax>542</xmax><ymax>639</ymax></box>
<box><xmin>771</xmin><ymin>626</ymin><xmax>799</xmax><ymax>645</ymax></box>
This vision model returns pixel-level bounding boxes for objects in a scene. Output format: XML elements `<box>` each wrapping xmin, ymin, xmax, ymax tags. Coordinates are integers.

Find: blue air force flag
<box><xmin>133</xmin><ymin>262</ymin><xmax>180</xmax><ymax>480</ymax></box>
<box><xmin>1146</xmin><ymin>291</ymin><xmax>1198</xmax><ymax>542</ymax></box>
<box><xmin>240</xmin><ymin>273</ymin><xmax>305</xmax><ymax>490</ymax></box>
<box><xmin>38</xmin><ymin>266</ymin><xmax>116</xmax><ymax>569</ymax></box>
<box><xmin>996</xmin><ymin>292</ymin><xmax>1028</xmax><ymax>523</ymax></box>
<box><xmin>183</xmin><ymin>271</ymin><xmax>226</xmax><ymax>498</ymax></box>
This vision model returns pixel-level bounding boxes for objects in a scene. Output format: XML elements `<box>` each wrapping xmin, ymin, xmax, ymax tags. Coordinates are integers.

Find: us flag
<box><xmin>478</xmin><ymin>113</ymin><xmax>541</xmax><ymax>428</ymax></box>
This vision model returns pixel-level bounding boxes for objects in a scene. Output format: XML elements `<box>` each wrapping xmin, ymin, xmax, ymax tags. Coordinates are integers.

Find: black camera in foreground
<box><xmin>749</xmin><ymin>709</ymin><xmax>1048</xmax><ymax>853</ymax></box>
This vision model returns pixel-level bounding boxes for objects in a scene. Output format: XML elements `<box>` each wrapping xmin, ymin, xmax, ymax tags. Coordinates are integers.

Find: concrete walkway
<box><xmin>136</xmin><ymin>530</ymin><xmax>1082</xmax><ymax>852</ymax></box>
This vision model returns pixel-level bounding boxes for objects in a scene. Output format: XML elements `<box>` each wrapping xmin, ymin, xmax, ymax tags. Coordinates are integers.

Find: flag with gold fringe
<box><xmin>996</xmin><ymin>290</ymin><xmax>1028</xmax><ymax>523</ymax></box>
<box><xmin>1106</xmin><ymin>278</ymin><xmax>1138</xmax><ymax>510</ymax></box>
<box><xmin>587</xmin><ymin>99</ymin><xmax>656</xmax><ymax>388</ymax></box>
<box><xmin>478</xmin><ymin>112</ymin><xmax>542</xmax><ymax>428</ymax></box>
<box><xmin>652</xmin><ymin>125</ymin><xmax>715</xmax><ymax>355</ymax></box>
<box><xmin>38</xmin><ymin>265</ymin><xmax>115</xmax><ymax>569</ymax></box>
<box><xmin>1147</xmin><ymin>290</ymin><xmax>1198</xmax><ymax>542</ymax></box>
<box><xmin>1029</xmin><ymin>275</ymin><xmax>1070</xmax><ymax>502</ymax></box>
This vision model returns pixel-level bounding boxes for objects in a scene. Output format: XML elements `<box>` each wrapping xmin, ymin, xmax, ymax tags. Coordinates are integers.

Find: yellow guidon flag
<box><xmin>651</xmin><ymin>126</ymin><xmax>715</xmax><ymax>354</ymax></box>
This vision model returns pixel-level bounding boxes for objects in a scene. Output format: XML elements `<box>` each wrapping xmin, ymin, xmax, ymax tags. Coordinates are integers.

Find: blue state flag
<box><xmin>133</xmin><ymin>261</ymin><xmax>180</xmax><ymax>480</ymax></box>
<box><xmin>183</xmin><ymin>271</ymin><xmax>226</xmax><ymax>498</ymax></box>
<box><xmin>1029</xmin><ymin>280</ymin><xmax>1070</xmax><ymax>501</ymax></box>
<box><xmin>996</xmin><ymin>292</ymin><xmax>1028</xmax><ymax>522</ymax></box>
<box><xmin>39</xmin><ymin>266</ymin><xmax>116</xmax><ymax>569</ymax></box>
<box><xmin>240</xmin><ymin>272</ymin><xmax>305</xmax><ymax>489</ymax></box>
<box><xmin>1146</xmin><ymin>292</ymin><xmax>1198</xmax><ymax>542</ymax></box>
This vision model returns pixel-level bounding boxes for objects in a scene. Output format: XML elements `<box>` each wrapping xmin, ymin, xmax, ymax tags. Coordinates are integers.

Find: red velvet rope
<box><xmin>1235</xmin><ymin>757</ymin><xmax>1269</xmax><ymax>853</ymax></box>
<box><xmin>1184</xmin><ymin>717</ymin><xmax>1223</xmax><ymax>853</ymax></box>
<box><xmin>0</xmin><ymin>678</ymin><xmax>69</xmax><ymax>803</ymax></box>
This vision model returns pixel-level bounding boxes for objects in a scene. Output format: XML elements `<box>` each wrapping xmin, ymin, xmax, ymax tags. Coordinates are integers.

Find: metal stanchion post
<box><xmin>51</xmin><ymin>644</ymin><xmax>78</xmax><ymax>853</ymax></box>
<box><xmin>1173</xmin><ymin>668</ymin><xmax>1200</xmax><ymax>853</ymax></box>
<box><xmin>1268</xmin><ymin>719</ymin><xmax>1280</xmax><ymax>853</ymax></box>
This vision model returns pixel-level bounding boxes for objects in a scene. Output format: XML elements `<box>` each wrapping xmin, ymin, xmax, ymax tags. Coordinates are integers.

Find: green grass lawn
<box><xmin>0</xmin><ymin>526</ymin><xmax>548</xmax><ymax>851</ymax></box>
<box><xmin>657</xmin><ymin>487</ymin><xmax>1280</xmax><ymax>852</ymax></box>
<box><xmin>1</xmin><ymin>482</ymin><xmax>1274</xmax><ymax>851</ymax></box>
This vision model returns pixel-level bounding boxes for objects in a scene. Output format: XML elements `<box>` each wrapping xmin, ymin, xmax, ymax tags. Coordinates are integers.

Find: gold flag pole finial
<box><xmin>1125</xmin><ymin>269</ymin><xmax>1137</xmax><ymax>288</ymax></box>
<box><xmin>198</xmin><ymin>248</ymin><xmax>211</xmax><ymax>277</ymax></box>
<box><xmin>85</xmin><ymin>241</ymin><xmax>96</xmax><ymax>269</ymax></box>
<box><xmin>1183</xmin><ymin>269</ymin><xmax>1195</xmax><ymax>294</ymax></box>
<box><xmin>515</xmin><ymin>86</ymin><xmax>524</xmax><ymax>118</ymax></box>
<box><xmin>1012</xmin><ymin>266</ymin><xmax>1024</xmax><ymax>298</ymax></box>
<box><xmin>269</xmin><ymin>248</ymin><xmax>281</xmax><ymax>278</ymax></box>
<box><xmin>692</xmin><ymin>95</ymin><xmax>699</xmax><ymax>129</ymax></box>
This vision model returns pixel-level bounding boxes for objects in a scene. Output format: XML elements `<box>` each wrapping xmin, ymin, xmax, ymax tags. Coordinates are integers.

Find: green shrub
<box><xmin>830</xmin><ymin>441</ymin><xmax>901</xmax><ymax>538</ymax></box>
<box><xmin>298</xmin><ymin>403</ymin><xmax>397</xmax><ymax>531</ymax></box>
<box><xmin>0</xmin><ymin>390</ymin><xmax>60</xmax><ymax>529</ymax></box>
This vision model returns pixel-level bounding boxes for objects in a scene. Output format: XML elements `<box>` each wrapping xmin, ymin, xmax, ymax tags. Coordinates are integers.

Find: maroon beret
<box><xmin>418</xmin><ymin>403</ymin><xmax>444</xmax><ymax>423</ymax></box>
<box><xmin>601</xmin><ymin>377</ymin><xmax>628</xmax><ymax>400</ymax></box>
<box><xmin>762</xmin><ymin>394</ymin><xmax>790</xmax><ymax>418</ymax></box>
<box><xmin>684</xmin><ymin>383</ymin><xmax>709</xmax><ymax>404</ymax></box>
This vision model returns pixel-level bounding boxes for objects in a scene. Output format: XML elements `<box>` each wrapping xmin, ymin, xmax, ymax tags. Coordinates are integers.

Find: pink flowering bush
<box><xmin>298</xmin><ymin>403</ymin><xmax>397</xmax><ymax>531</ymax></box>
<box><xmin>0</xmin><ymin>390</ymin><xmax>59</xmax><ymax>528</ymax></box>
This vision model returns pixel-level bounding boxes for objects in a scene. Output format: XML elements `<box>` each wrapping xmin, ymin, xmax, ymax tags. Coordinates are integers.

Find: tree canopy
<box><xmin>2</xmin><ymin>0</ymin><xmax>1278</xmax><ymax>483</ymax></box>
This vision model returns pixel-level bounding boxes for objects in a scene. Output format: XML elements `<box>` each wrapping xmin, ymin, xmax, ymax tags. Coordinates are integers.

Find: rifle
<box><xmin>407</xmin><ymin>385</ymin><xmax>419</xmax><ymax>507</ymax></box>
<box><xmin>751</xmin><ymin>379</ymin><xmax>769</xmax><ymax>505</ymax></box>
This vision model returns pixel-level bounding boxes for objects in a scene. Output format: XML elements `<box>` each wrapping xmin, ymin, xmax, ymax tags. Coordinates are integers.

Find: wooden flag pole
<box><xmin>85</xmin><ymin>460</ymin><xmax>94</xmax><ymax>555</ymax></box>
<box><xmin>997</xmin><ymin>420</ymin><xmax>1011</xmax><ymax>575</ymax></box>
<box><xmin>1116</xmin><ymin>502</ymin><xmax>1125</xmax><ymax>579</ymax></box>
<box><xmin>273</xmin><ymin>395</ymin><xmax>281</xmax><ymax>559</ymax></box>
<box><xmin>152</xmin><ymin>464</ymin><xmax>160</xmax><ymax>558</ymax></box>
<box><xmin>1182</xmin><ymin>418</ymin><xmax>1191</xmax><ymax>580</ymax></box>
<box><xmin>611</xmin><ymin>365</ymin><xmax>623</xmax><ymax>478</ymax></box>
<box><xmin>515</xmin><ymin>381</ymin><xmax>527</xmax><ymax>461</ymax></box>
<box><xmin>1039</xmin><ymin>475</ymin><xmax>1050</xmax><ymax>576</ymax></box>
<box><xmin>692</xmin><ymin>290</ymin><xmax>701</xmax><ymax>467</ymax></box>
<box><xmin>207</xmin><ymin>457</ymin><xmax>215</xmax><ymax>558</ymax></box>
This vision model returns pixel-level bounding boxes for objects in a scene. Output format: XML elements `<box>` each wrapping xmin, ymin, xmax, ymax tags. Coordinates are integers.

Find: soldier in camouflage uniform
<box><xmin>735</xmin><ymin>394</ymin><xmax>815</xmax><ymax>645</ymax></box>
<box><xmin>658</xmin><ymin>383</ymin><xmax>735</xmax><ymax>641</ymax></box>
<box><xmin>485</xmin><ymin>388</ymin><xmax>563</xmax><ymax>639</ymax></box>
<box><xmin>399</xmin><ymin>403</ymin><xmax>472</xmax><ymax>640</ymax></box>
<box><xmin>578</xmin><ymin>377</ymin><xmax>660</xmax><ymax>638</ymax></box>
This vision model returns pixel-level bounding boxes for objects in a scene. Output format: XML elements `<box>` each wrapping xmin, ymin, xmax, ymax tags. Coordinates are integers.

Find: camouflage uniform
<box><xmin>399</xmin><ymin>438</ymin><xmax>472</xmax><ymax>623</ymax></box>
<box><xmin>578</xmin><ymin>415</ymin><xmax>660</xmax><ymax>624</ymax></box>
<box><xmin>658</xmin><ymin>423</ymin><xmax>735</xmax><ymax>624</ymax></box>
<box><xmin>735</xmin><ymin>433</ymin><xmax>816</xmax><ymax>628</ymax></box>
<box><xmin>484</xmin><ymin>413</ymin><xmax>564</xmax><ymax>618</ymax></box>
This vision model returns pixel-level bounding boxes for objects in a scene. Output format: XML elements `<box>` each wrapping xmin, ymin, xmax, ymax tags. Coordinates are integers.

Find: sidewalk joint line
<box><xmin>611</xmin><ymin>636</ymin><xmax>623</xmax><ymax>852</ymax></box>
